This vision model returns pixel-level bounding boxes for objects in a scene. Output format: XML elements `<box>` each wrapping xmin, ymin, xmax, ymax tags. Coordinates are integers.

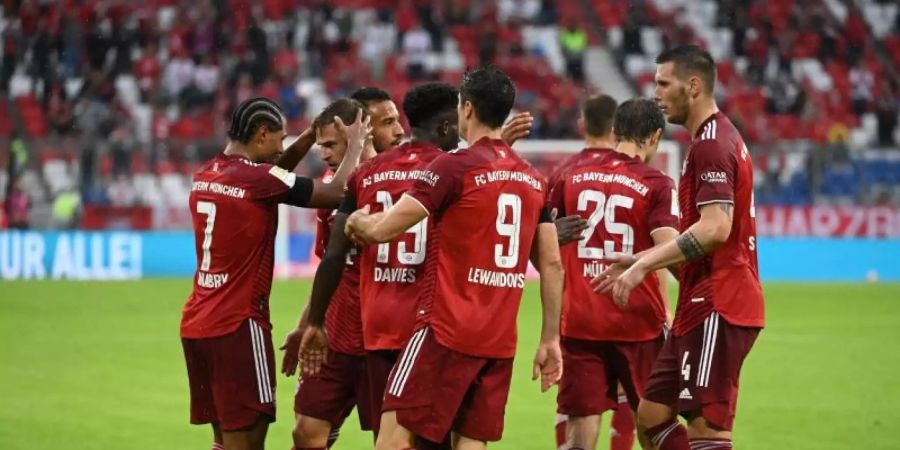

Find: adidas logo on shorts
<box><xmin>679</xmin><ymin>388</ymin><xmax>693</xmax><ymax>400</ymax></box>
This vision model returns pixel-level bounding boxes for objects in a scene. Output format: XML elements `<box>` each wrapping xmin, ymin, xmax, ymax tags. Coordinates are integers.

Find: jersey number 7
<box><xmin>196</xmin><ymin>201</ymin><xmax>217</xmax><ymax>271</ymax></box>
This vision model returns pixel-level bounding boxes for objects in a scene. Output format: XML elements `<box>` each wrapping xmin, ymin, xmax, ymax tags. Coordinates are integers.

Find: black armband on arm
<box><xmin>283</xmin><ymin>177</ymin><xmax>314</xmax><ymax>207</ymax></box>
<box><xmin>676</xmin><ymin>231</ymin><xmax>706</xmax><ymax>261</ymax></box>
<box><xmin>337</xmin><ymin>193</ymin><xmax>357</xmax><ymax>215</ymax></box>
<box><xmin>538</xmin><ymin>207</ymin><xmax>553</xmax><ymax>223</ymax></box>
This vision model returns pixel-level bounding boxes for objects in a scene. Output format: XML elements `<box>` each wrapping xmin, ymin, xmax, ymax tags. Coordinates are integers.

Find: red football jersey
<box><xmin>181</xmin><ymin>154</ymin><xmax>301</xmax><ymax>338</ymax></box>
<box><xmin>547</xmin><ymin>147</ymin><xmax>615</xmax><ymax>188</ymax></box>
<box><xmin>674</xmin><ymin>112</ymin><xmax>765</xmax><ymax>335</ymax></box>
<box><xmin>315</xmin><ymin>171</ymin><xmax>365</xmax><ymax>356</ymax></box>
<box><xmin>549</xmin><ymin>150</ymin><xmax>679</xmax><ymax>342</ymax></box>
<box><xmin>342</xmin><ymin>141</ymin><xmax>444</xmax><ymax>351</ymax></box>
<box><xmin>406</xmin><ymin>138</ymin><xmax>548</xmax><ymax>359</ymax></box>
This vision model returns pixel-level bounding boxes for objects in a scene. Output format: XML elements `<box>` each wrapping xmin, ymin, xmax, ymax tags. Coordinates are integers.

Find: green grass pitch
<box><xmin>1</xmin><ymin>280</ymin><xmax>899</xmax><ymax>449</ymax></box>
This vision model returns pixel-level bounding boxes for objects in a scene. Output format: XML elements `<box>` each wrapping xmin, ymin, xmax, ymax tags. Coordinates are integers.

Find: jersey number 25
<box><xmin>576</xmin><ymin>190</ymin><xmax>634</xmax><ymax>259</ymax></box>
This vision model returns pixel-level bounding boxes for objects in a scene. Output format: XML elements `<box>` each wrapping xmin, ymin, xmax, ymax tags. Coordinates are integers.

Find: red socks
<box><xmin>645</xmin><ymin>419</ymin><xmax>691</xmax><ymax>450</ymax></box>
<box><xmin>609</xmin><ymin>397</ymin><xmax>635</xmax><ymax>450</ymax></box>
<box><xmin>554</xmin><ymin>413</ymin><xmax>568</xmax><ymax>449</ymax></box>
<box><xmin>211</xmin><ymin>443</ymin><xmax>224</xmax><ymax>450</ymax></box>
<box><xmin>690</xmin><ymin>438</ymin><xmax>733</xmax><ymax>449</ymax></box>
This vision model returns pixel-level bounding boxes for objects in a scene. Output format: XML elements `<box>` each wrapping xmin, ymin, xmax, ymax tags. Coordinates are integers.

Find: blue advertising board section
<box><xmin>0</xmin><ymin>231</ymin><xmax>898</xmax><ymax>281</ymax></box>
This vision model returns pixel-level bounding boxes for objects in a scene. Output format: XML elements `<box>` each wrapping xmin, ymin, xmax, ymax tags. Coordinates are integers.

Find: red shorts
<box><xmin>557</xmin><ymin>335</ymin><xmax>664</xmax><ymax>416</ymax></box>
<box><xmin>643</xmin><ymin>312</ymin><xmax>760</xmax><ymax>431</ymax></box>
<box><xmin>182</xmin><ymin>319</ymin><xmax>276</xmax><ymax>431</ymax></box>
<box><xmin>366</xmin><ymin>349</ymin><xmax>401</xmax><ymax>433</ymax></box>
<box><xmin>382</xmin><ymin>328</ymin><xmax>513</xmax><ymax>443</ymax></box>
<box><xmin>294</xmin><ymin>350</ymin><xmax>372</xmax><ymax>431</ymax></box>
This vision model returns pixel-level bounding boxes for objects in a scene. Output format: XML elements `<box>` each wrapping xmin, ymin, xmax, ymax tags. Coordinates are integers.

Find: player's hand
<box><xmin>591</xmin><ymin>253</ymin><xmax>638</xmax><ymax>294</ymax></box>
<box><xmin>551</xmin><ymin>208</ymin><xmax>589</xmax><ymax>246</ymax></box>
<box><xmin>345</xmin><ymin>204</ymin><xmax>371</xmax><ymax>243</ymax></box>
<box><xmin>335</xmin><ymin>109</ymin><xmax>372</xmax><ymax>155</ymax></box>
<box><xmin>501</xmin><ymin>112</ymin><xmax>533</xmax><ymax>146</ymax></box>
<box><xmin>299</xmin><ymin>326</ymin><xmax>329</xmax><ymax>377</ymax></box>
<box><xmin>610</xmin><ymin>261</ymin><xmax>649</xmax><ymax>308</ymax></box>
<box><xmin>532</xmin><ymin>338</ymin><xmax>563</xmax><ymax>392</ymax></box>
<box><xmin>279</xmin><ymin>326</ymin><xmax>307</xmax><ymax>377</ymax></box>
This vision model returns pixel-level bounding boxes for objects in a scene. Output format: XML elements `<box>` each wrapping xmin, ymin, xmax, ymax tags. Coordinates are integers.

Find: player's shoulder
<box><xmin>692</xmin><ymin>113</ymin><xmax>742</xmax><ymax>150</ymax></box>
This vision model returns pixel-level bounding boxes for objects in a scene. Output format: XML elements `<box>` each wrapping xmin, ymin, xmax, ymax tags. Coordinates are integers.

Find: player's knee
<box><xmin>636</xmin><ymin>399</ymin><xmax>672</xmax><ymax>429</ymax></box>
<box><xmin>292</xmin><ymin>416</ymin><xmax>330</xmax><ymax>447</ymax></box>
<box><xmin>685</xmin><ymin>415</ymin><xmax>730</xmax><ymax>440</ymax></box>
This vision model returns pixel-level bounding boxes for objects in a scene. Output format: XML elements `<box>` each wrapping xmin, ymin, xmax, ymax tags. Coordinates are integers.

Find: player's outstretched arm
<box><xmin>529</xmin><ymin>222</ymin><xmax>564</xmax><ymax>392</ymax></box>
<box><xmin>298</xmin><ymin>212</ymin><xmax>355</xmax><ymax>375</ymax></box>
<box><xmin>306</xmin><ymin>111</ymin><xmax>371</xmax><ymax>208</ymax></box>
<box><xmin>605</xmin><ymin>203</ymin><xmax>733</xmax><ymax>306</ymax></box>
<box><xmin>345</xmin><ymin>195</ymin><xmax>428</xmax><ymax>244</ymax></box>
<box><xmin>275</xmin><ymin>127</ymin><xmax>316</xmax><ymax>171</ymax></box>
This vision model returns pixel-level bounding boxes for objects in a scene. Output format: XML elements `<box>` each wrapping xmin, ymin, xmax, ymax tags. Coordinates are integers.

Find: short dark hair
<box><xmin>459</xmin><ymin>66</ymin><xmax>516</xmax><ymax>128</ymax></box>
<box><xmin>613</xmin><ymin>98</ymin><xmax>665</xmax><ymax>145</ymax></box>
<box><xmin>582</xmin><ymin>94</ymin><xmax>618</xmax><ymax>137</ymax></box>
<box><xmin>313</xmin><ymin>98</ymin><xmax>369</xmax><ymax>132</ymax></box>
<box><xmin>350</xmin><ymin>87</ymin><xmax>393</xmax><ymax>107</ymax></box>
<box><xmin>403</xmin><ymin>83</ymin><xmax>459</xmax><ymax>129</ymax></box>
<box><xmin>227</xmin><ymin>97</ymin><xmax>285</xmax><ymax>144</ymax></box>
<box><xmin>656</xmin><ymin>45</ymin><xmax>717</xmax><ymax>94</ymax></box>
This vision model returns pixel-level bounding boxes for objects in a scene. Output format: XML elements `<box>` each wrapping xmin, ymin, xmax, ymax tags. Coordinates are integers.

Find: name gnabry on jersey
<box><xmin>571</xmin><ymin>172</ymin><xmax>649</xmax><ymax>197</ymax></box>
<box><xmin>467</xmin><ymin>267</ymin><xmax>527</xmax><ymax>288</ymax></box>
<box><xmin>191</xmin><ymin>181</ymin><xmax>247</xmax><ymax>199</ymax></box>
<box><xmin>473</xmin><ymin>170</ymin><xmax>543</xmax><ymax>190</ymax></box>
<box><xmin>362</xmin><ymin>169</ymin><xmax>439</xmax><ymax>188</ymax></box>
<box><xmin>197</xmin><ymin>271</ymin><xmax>229</xmax><ymax>288</ymax></box>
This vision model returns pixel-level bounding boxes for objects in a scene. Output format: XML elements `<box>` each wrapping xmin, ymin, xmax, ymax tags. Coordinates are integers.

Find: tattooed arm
<box><xmin>603</xmin><ymin>202</ymin><xmax>733</xmax><ymax>306</ymax></box>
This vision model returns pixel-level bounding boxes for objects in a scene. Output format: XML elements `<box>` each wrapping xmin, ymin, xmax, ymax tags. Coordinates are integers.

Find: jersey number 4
<box><xmin>375</xmin><ymin>191</ymin><xmax>427</xmax><ymax>265</ymax></box>
<box><xmin>576</xmin><ymin>190</ymin><xmax>634</xmax><ymax>259</ymax></box>
<box><xmin>196</xmin><ymin>201</ymin><xmax>217</xmax><ymax>271</ymax></box>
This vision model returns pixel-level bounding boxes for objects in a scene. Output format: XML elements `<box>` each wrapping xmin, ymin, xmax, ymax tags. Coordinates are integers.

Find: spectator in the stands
<box><xmin>622</xmin><ymin>15</ymin><xmax>644</xmax><ymax>55</ymax></box>
<box><xmin>874</xmin><ymin>80</ymin><xmax>898</xmax><ymax>147</ymax></box>
<box><xmin>7</xmin><ymin>178</ymin><xmax>30</xmax><ymax>230</ymax></box>
<box><xmin>560</xmin><ymin>17</ymin><xmax>587</xmax><ymax>83</ymax></box>
<box><xmin>134</xmin><ymin>42</ymin><xmax>162</xmax><ymax>103</ymax></box>
<box><xmin>403</xmin><ymin>20</ymin><xmax>433</xmax><ymax>80</ymax></box>
<box><xmin>849</xmin><ymin>63</ymin><xmax>875</xmax><ymax>116</ymax></box>
<box><xmin>396</xmin><ymin>0</ymin><xmax>417</xmax><ymax>48</ymax></box>
<box><xmin>191</xmin><ymin>55</ymin><xmax>221</xmax><ymax>106</ymax></box>
<box><xmin>1</xmin><ymin>21</ymin><xmax>19</xmax><ymax>94</ymax></box>
<box><xmin>46</xmin><ymin>81</ymin><xmax>75</xmax><ymax>136</ymax></box>
<box><xmin>766</xmin><ymin>73</ymin><xmax>806</xmax><ymax>116</ymax></box>
<box><xmin>162</xmin><ymin>48</ymin><xmax>196</xmax><ymax>104</ymax></box>
<box><xmin>478</xmin><ymin>22</ymin><xmax>499</xmax><ymax>64</ymax></box>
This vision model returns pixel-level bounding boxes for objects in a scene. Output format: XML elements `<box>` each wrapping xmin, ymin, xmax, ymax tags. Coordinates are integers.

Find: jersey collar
<box><xmin>693</xmin><ymin>111</ymin><xmax>722</xmax><ymax>140</ymax></box>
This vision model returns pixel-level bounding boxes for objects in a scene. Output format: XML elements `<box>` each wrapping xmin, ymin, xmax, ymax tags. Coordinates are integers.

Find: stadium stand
<box><xmin>0</xmin><ymin>0</ymin><xmax>897</xmax><ymax>230</ymax></box>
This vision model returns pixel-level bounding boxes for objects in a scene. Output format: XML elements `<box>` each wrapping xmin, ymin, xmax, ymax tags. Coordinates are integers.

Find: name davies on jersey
<box><xmin>571</xmin><ymin>172</ymin><xmax>649</xmax><ymax>197</ymax></box>
<box><xmin>191</xmin><ymin>181</ymin><xmax>247</xmax><ymax>199</ymax></box>
<box><xmin>374</xmin><ymin>267</ymin><xmax>417</xmax><ymax>283</ymax></box>
<box><xmin>362</xmin><ymin>170</ymin><xmax>439</xmax><ymax>188</ymax></box>
<box><xmin>473</xmin><ymin>170</ymin><xmax>543</xmax><ymax>190</ymax></box>
<box><xmin>467</xmin><ymin>267</ymin><xmax>527</xmax><ymax>288</ymax></box>
<box><xmin>197</xmin><ymin>271</ymin><xmax>229</xmax><ymax>288</ymax></box>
